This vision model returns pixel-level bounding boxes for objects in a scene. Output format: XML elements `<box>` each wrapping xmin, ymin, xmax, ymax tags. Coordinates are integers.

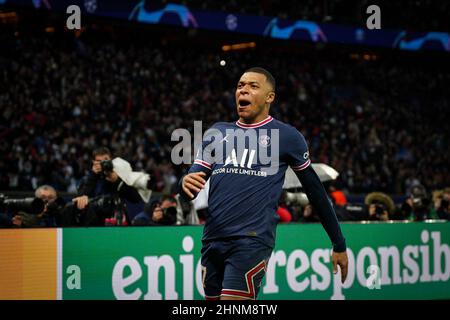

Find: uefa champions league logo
<box><xmin>84</xmin><ymin>0</ymin><xmax>97</xmax><ymax>13</ymax></box>
<box><xmin>225</xmin><ymin>14</ymin><xmax>238</xmax><ymax>31</ymax></box>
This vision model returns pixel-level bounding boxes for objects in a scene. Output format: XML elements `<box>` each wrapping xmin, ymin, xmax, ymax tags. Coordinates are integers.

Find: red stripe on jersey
<box><xmin>194</xmin><ymin>159</ymin><xmax>212</xmax><ymax>170</ymax></box>
<box><xmin>292</xmin><ymin>159</ymin><xmax>311</xmax><ymax>171</ymax></box>
<box><xmin>221</xmin><ymin>260</ymin><xmax>266</xmax><ymax>299</ymax></box>
<box><xmin>236</xmin><ymin>116</ymin><xmax>273</xmax><ymax>128</ymax></box>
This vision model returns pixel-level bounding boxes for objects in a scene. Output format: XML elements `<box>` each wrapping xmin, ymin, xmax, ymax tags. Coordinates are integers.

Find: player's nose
<box><xmin>239</xmin><ymin>84</ymin><xmax>250</xmax><ymax>94</ymax></box>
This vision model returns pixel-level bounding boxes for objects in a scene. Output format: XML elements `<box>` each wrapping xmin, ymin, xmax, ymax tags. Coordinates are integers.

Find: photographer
<box><xmin>132</xmin><ymin>195</ymin><xmax>178</xmax><ymax>226</ymax></box>
<box><xmin>365</xmin><ymin>192</ymin><xmax>396</xmax><ymax>221</ymax></box>
<box><xmin>64</xmin><ymin>147</ymin><xmax>148</xmax><ymax>226</ymax></box>
<box><xmin>1</xmin><ymin>185</ymin><xmax>65</xmax><ymax>228</ymax></box>
<box><xmin>431</xmin><ymin>187</ymin><xmax>450</xmax><ymax>220</ymax></box>
<box><xmin>400</xmin><ymin>184</ymin><xmax>433</xmax><ymax>221</ymax></box>
<box><xmin>367</xmin><ymin>203</ymin><xmax>389</xmax><ymax>221</ymax></box>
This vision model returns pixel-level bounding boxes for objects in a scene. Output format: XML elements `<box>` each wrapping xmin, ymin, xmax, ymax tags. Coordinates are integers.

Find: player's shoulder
<box><xmin>272</xmin><ymin>118</ymin><xmax>305</xmax><ymax>138</ymax></box>
<box><xmin>203</xmin><ymin>122</ymin><xmax>231</xmax><ymax>135</ymax></box>
<box><xmin>209</xmin><ymin>121</ymin><xmax>234</xmax><ymax>130</ymax></box>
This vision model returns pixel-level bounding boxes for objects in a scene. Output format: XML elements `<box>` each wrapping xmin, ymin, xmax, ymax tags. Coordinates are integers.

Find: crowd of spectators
<box><xmin>157</xmin><ymin>0</ymin><xmax>450</xmax><ymax>32</ymax></box>
<box><xmin>0</xmin><ymin>23</ymin><xmax>448</xmax><ymax>203</ymax></box>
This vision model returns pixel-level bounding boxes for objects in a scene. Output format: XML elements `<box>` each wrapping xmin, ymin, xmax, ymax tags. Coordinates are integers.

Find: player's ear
<box><xmin>266</xmin><ymin>91</ymin><xmax>275</xmax><ymax>104</ymax></box>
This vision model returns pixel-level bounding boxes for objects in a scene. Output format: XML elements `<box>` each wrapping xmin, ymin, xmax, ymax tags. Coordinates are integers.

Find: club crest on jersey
<box><xmin>259</xmin><ymin>135</ymin><xmax>271</xmax><ymax>147</ymax></box>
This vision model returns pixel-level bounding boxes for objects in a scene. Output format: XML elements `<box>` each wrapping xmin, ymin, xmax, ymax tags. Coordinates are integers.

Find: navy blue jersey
<box><xmin>188</xmin><ymin>116</ymin><xmax>311</xmax><ymax>248</ymax></box>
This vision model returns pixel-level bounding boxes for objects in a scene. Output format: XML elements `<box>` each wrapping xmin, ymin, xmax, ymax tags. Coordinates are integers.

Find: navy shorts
<box><xmin>201</xmin><ymin>237</ymin><xmax>273</xmax><ymax>300</ymax></box>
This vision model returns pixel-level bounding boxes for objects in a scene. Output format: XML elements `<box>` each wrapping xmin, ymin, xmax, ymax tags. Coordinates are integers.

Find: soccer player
<box><xmin>179</xmin><ymin>67</ymin><xmax>348</xmax><ymax>300</ymax></box>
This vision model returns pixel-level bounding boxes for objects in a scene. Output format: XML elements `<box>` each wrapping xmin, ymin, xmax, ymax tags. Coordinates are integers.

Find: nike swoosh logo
<box><xmin>220</xmin><ymin>134</ymin><xmax>229</xmax><ymax>143</ymax></box>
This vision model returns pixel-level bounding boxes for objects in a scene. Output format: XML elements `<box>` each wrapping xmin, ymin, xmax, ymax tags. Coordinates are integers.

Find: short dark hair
<box><xmin>244</xmin><ymin>67</ymin><xmax>276</xmax><ymax>92</ymax></box>
<box><xmin>92</xmin><ymin>147</ymin><xmax>112</xmax><ymax>158</ymax></box>
<box><xmin>161</xmin><ymin>194</ymin><xmax>177</xmax><ymax>204</ymax></box>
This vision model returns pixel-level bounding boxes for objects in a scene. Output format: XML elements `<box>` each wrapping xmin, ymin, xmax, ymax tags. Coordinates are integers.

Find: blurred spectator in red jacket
<box><xmin>276</xmin><ymin>206</ymin><xmax>292</xmax><ymax>223</ymax></box>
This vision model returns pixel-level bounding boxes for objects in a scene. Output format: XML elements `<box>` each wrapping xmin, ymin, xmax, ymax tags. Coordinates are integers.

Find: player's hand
<box><xmin>182</xmin><ymin>172</ymin><xmax>207</xmax><ymax>199</ymax></box>
<box><xmin>332</xmin><ymin>250</ymin><xmax>349</xmax><ymax>284</ymax></box>
<box><xmin>72</xmin><ymin>195</ymin><xmax>89</xmax><ymax>210</ymax></box>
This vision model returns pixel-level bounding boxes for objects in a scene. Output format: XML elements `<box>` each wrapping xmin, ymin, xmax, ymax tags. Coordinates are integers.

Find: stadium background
<box><xmin>0</xmin><ymin>0</ymin><xmax>449</xmax><ymax>300</ymax></box>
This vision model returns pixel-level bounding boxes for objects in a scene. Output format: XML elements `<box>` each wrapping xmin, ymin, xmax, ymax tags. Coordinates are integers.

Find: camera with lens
<box><xmin>0</xmin><ymin>194</ymin><xmax>45</xmax><ymax>215</ymax></box>
<box><xmin>410</xmin><ymin>185</ymin><xmax>430</xmax><ymax>212</ymax></box>
<box><xmin>441</xmin><ymin>199</ymin><xmax>449</xmax><ymax>210</ymax></box>
<box><xmin>365</xmin><ymin>192</ymin><xmax>396</xmax><ymax>221</ymax></box>
<box><xmin>367</xmin><ymin>202</ymin><xmax>389</xmax><ymax>221</ymax></box>
<box><xmin>100</xmin><ymin>159</ymin><xmax>114</xmax><ymax>173</ymax></box>
<box><xmin>90</xmin><ymin>195</ymin><xmax>126</xmax><ymax>218</ymax></box>
<box><xmin>45</xmin><ymin>197</ymin><xmax>66</xmax><ymax>216</ymax></box>
<box><xmin>145</xmin><ymin>197</ymin><xmax>178</xmax><ymax>225</ymax></box>
<box><xmin>73</xmin><ymin>195</ymin><xmax>127</xmax><ymax>226</ymax></box>
<box><xmin>162</xmin><ymin>206</ymin><xmax>177</xmax><ymax>217</ymax></box>
<box><xmin>374</xmin><ymin>203</ymin><xmax>387</xmax><ymax>216</ymax></box>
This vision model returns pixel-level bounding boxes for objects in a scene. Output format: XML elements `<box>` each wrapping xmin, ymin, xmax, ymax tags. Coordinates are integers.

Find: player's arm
<box><xmin>294</xmin><ymin>167</ymin><xmax>348</xmax><ymax>283</ymax></box>
<box><xmin>179</xmin><ymin>169</ymin><xmax>209</xmax><ymax>200</ymax></box>
<box><xmin>294</xmin><ymin>167</ymin><xmax>346</xmax><ymax>252</ymax></box>
<box><xmin>287</xmin><ymin>128</ymin><xmax>348</xmax><ymax>282</ymax></box>
<box><xmin>179</xmin><ymin>159</ymin><xmax>212</xmax><ymax>200</ymax></box>
<box><xmin>178</xmin><ymin>126</ymin><xmax>218</xmax><ymax>200</ymax></box>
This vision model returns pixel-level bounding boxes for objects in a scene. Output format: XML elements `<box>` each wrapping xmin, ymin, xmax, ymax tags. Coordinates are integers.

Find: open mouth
<box><xmin>238</xmin><ymin>99</ymin><xmax>251</xmax><ymax>107</ymax></box>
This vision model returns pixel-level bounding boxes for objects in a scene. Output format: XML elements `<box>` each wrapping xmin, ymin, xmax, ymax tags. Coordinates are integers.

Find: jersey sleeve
<box><xmin>285</xmin><ymin>127</ymin><xmax>311</xmax><ymax>172</ymax></box>
<box><xmin>295</xmin><ymin>167</ymin><xmax>347</xmax><ymax>252</ymax></box>
<box><xmin>179</xmin><ymin>126</ymin><xmax>220</xmax><ymax>201</ymax></box>
<box><xmin>188</xmin><ymin>125</ymin><xmax>220</xmax><ymax>174</ymax></box>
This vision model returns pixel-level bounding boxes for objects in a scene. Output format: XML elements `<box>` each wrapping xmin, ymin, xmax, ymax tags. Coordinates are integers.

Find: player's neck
<box><xmin>238</xmin><ymin>114</ymin><xmax>271</xmax><ymax>125</ymax></box>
